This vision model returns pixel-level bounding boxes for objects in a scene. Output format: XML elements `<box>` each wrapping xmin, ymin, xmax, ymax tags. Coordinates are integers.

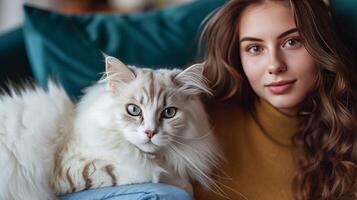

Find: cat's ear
<box><xmin>174</xmin><ymin>63</ymin><xmax>212</xmax><ymax>96</ymax></box>
<box><xmin>105</xmin><ymin>56</ymin><xmax>135</xmax><ymax>90</ymax></box>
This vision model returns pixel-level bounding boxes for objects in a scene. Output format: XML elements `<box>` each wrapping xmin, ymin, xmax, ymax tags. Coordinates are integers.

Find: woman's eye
<box><xmin>127</xmin><ymin>104</ymin><xmax>141</xmax><ymax>116</ymax></box>
<box><xmin>162</xmin><ymin>107</ymin><xmax>177</xmax><ymax>119</ymax></box>
<box><xmin>283</xmin><ymin>38</ymin><xmax>302</xmax><ymax>48</ymax></box>
<box><xmin>247</xmin><ymin>45</ymin><xmax>263</xmax><ymax>55</ymax></box>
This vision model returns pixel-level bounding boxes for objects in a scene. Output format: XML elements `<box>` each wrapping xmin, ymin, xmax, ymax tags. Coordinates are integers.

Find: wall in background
<box><xmin>0</xmin><ymin>0</ymin><xmax>57</xmax><ymax>34</ymax></box>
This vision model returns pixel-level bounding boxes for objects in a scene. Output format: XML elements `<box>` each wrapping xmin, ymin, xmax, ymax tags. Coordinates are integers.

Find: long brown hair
<box><xmin>200</xmin><ymin>0</ymin><xmax>357</xmax><ymax>199</ymax></box>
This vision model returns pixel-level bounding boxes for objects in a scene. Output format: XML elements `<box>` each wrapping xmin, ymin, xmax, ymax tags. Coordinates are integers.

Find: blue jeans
<box><xmin>58</xmin><ymin>183</ymin><xmax>192</xmax><ymax>200</ymax></box>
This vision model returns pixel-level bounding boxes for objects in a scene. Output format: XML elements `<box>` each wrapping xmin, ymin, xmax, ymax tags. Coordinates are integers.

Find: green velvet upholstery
<box><xmin>23</xmin><ymin>0</ymin><xmax>226</xmax><ymax>98</ymax></box>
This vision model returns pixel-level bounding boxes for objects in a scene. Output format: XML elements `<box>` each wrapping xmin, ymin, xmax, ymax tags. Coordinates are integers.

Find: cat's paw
<box><xmin>51</xmin><ymin>159</ymin><xmax>118</xmax><ymax>195</ymax></box>
<box><xmin>81</xmin><ymin>159</ymin><xmax>118</xmax><ymax>189</ymax></box>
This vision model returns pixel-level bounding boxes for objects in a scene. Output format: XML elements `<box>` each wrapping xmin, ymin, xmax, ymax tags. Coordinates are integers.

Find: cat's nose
<box><xmin>145</xmin><ymin>130</ymin><xmax>156</xmax><ymax>139</ymax></box>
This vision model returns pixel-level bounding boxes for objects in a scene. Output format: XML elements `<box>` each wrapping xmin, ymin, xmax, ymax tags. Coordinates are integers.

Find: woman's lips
<box><xmin>265</xmin><ymin>80</ymin><xmax>296</xmax><ymax>94</ymax></box>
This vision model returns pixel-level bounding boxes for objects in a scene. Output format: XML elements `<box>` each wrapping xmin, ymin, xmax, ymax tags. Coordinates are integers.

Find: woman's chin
<box><xmin>265</xmin><ymin>95</ymin><xmax>302</xmax><ymax>115</ymax></box>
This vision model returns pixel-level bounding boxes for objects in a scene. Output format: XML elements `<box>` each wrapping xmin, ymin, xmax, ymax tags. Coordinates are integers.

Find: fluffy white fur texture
<box><xmin>0</xmin><ymin>82</ymin><xmax>74</xmax><ymax>200</ymax></box>
<box><xmin>0</xmin><ymin>56</ymin><xmax>223</xmax><ymax>200</ymax></box>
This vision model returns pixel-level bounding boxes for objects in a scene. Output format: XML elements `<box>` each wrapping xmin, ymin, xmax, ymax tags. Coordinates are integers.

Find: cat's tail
<box><xmin>0</xmin><ymin>80</ymin><xmax>75</xmax><ymax>200</ymax></box>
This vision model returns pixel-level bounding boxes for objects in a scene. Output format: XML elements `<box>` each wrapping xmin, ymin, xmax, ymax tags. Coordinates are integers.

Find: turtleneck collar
<box><xmin>252</xmin><ymin>99</ymin><xmax>299</xmax><ymax>146</ymax></box>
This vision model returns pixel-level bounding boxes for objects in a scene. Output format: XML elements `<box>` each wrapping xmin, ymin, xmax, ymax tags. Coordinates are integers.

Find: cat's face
<box><xmin>115</xmin><ymin>70</ymin><xmax>187</xmax><ymax>153</ymax></box>
<box><xmin>105</xmin><ymin>57</ymin><xmax>210</xmax><ymax>154</ymax></box>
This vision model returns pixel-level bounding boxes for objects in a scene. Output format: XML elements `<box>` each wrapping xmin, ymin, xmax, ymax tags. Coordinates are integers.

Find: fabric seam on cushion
<box><xmin>100</xmin><ymin>192</ymin><xmax>154</xmax><ymax>200</ymax></box>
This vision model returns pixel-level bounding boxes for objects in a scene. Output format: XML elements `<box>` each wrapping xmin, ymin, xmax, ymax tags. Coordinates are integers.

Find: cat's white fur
<box><xmin>0</xmin><ymin>57</ymin><xmax>222</xmax><ymax>200</ymax></box>
<box><xmin>0</xmin><ymin>82</ymin><xmax>74</xmax><ymax>200</ymax></box>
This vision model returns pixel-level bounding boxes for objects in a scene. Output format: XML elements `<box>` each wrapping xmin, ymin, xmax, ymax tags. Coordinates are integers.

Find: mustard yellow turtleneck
<box><xmin>194</xmin><ymin>99</ymin><xmax>299</xmax><ymax>200</ymax></box>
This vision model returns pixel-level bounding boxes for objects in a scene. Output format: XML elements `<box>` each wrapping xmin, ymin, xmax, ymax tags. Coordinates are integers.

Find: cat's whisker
<box><xmin>168</xmin><ymin>144</ymin><xmax>229</xmax><ymax>199</ymax></box>
<box><xmin>168</xmin><ymin>143</ymin><xmax>247</xmax><ymax>200</ymax></box>
<box><xmin>166</xmin><ymin>132</ymin><xmax>211</xmax><ymax>140</ymax></box>
<box><xmin>215</xmin><ymin>181</ymin><xmax>249</xmax><ymax>200</ymax></box>
<box><xmin>210</xmin><ymin>170</ymin><xmax>234</xmax><ymax>181</ymax></box>
<box><xmin>169</xmin><ymin>139</ymin><xmax>222</xmax><ymax>170</ymax></box>
<box><xmin>171</xmin><ymin>146</ymin><xmax>248</xmax><ymax>200</ymax></box>
<box><xmin>169</xmin><ymin>139</ymin><xmax>202</xmax><ymax>154</ymax></box>
<box><xmin>170</xmin><ymin>123</ymin><xmax>186</xmax><ymax>130</ymax></box>
<box><xmin>167</xmin><ymin>144</ymin><xmax>225</xmax><ymax>192</ymax></box>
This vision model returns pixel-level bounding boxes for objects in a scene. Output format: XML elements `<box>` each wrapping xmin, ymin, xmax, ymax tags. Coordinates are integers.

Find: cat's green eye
<box><xmin>127</xmin><ymin>104</ymin><xmax>141</xmax><ymax>116</ymax></box>
<box><xmin>162</xmin><ymin>107</ymin><xmax>177</xmax><ymax>119</ymax></box>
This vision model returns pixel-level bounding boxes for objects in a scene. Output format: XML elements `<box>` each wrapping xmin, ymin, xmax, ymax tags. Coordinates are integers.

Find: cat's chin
<box><xmin>135</xmin><ymin>142</ymin><xmax>161</xmax><ymax>154</ymax></box>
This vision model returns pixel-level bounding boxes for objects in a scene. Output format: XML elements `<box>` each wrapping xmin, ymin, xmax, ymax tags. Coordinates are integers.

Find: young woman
<box><xmin>194</xmin><ymin>0</ymin><xmax>357</xmax><ymax>199</ymax></box>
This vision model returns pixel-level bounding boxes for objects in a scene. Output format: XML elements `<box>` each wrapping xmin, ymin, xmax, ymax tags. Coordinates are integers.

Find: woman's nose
<box><xmin>267</xmin><ymin>50</ymin><xmax>287</xmax><ymax>74</ymax></box>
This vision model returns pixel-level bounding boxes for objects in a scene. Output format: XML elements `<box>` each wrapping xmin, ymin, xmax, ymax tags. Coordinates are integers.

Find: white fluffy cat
<box><xmin>0</xmin><ymin>56</ymin><xmax>222</xmax><ymax>200</ymax></box>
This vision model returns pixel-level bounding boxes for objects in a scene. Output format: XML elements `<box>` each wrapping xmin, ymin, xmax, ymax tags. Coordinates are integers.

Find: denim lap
<box><xmin>57</xmin><ymin>183</ymin><xmax>192</xmax><ymax>200</ymax></box>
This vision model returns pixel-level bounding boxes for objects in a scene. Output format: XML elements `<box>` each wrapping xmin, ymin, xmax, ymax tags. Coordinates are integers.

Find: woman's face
<box><xmin>239</xmin><ymin>1</ymin><xmax>317</xmax><ymax>116</ymax></box>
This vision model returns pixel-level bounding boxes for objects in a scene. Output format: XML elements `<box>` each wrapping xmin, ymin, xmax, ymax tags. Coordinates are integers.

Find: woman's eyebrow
<box><xmin>239</xmin><ymin>37</ymin><xmax>263</xmax><ymax>43</ymax></box>
<box><xmin>277</xmin><ymin>28</ymin><xmax>298</xmax><ymax>39</ymax></box>
<box><xmin>239</xmin><ymin>28</ymin><xmax>298</xmax><ymax>44</ymax></box>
